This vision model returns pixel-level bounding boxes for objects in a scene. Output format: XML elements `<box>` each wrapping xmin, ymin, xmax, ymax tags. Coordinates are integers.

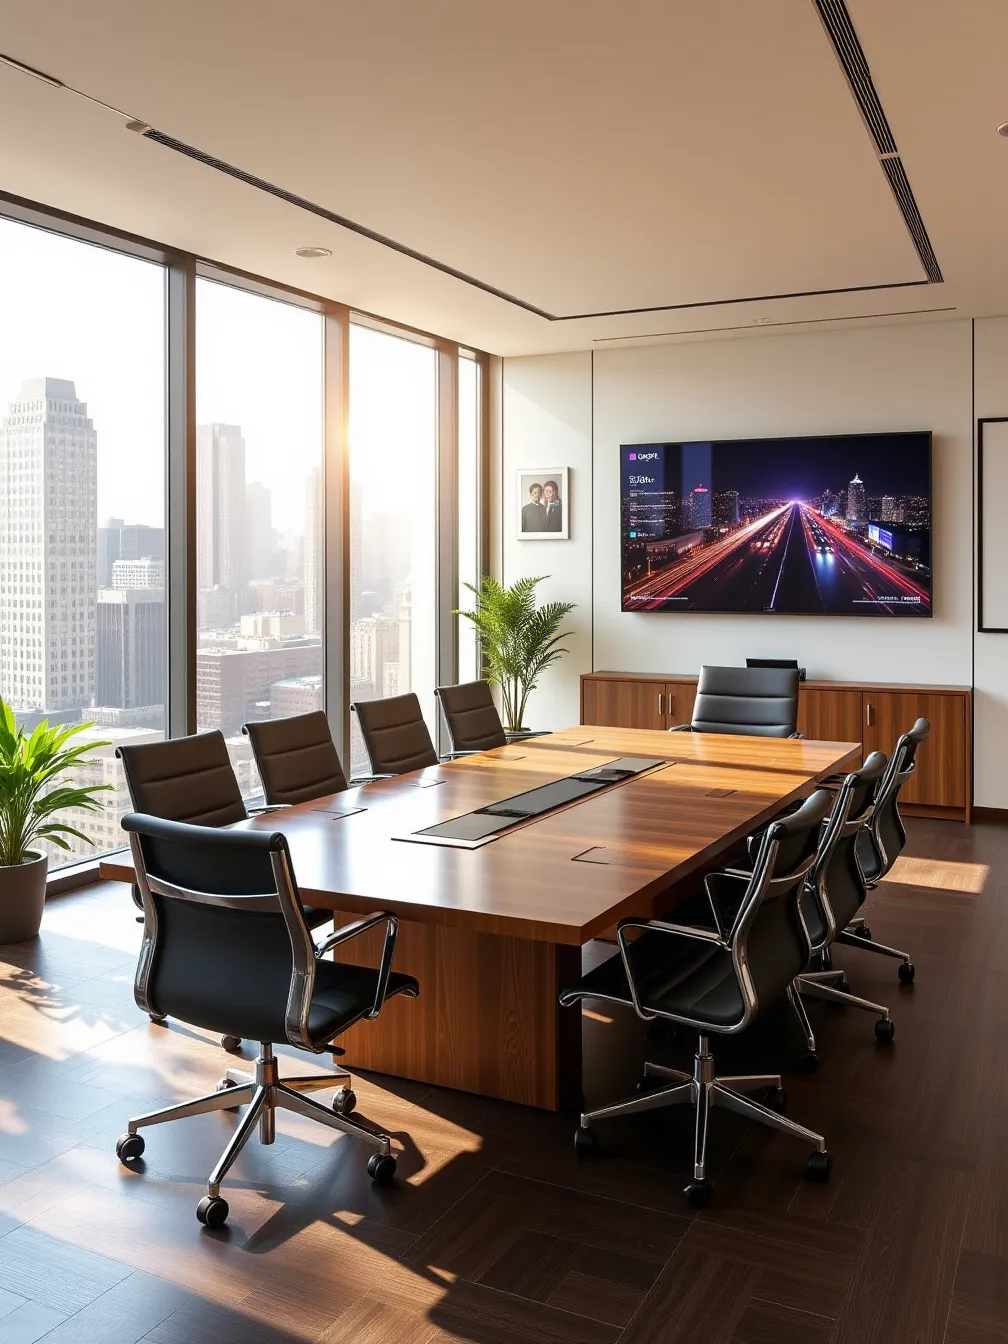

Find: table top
<box><xmin>100</xmin><ymin>725</ymin><xmax>860</xmax><ymax>946</ymax></box>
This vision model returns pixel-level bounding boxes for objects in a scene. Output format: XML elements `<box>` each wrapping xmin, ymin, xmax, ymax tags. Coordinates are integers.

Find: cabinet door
<box><xmin>581</xmin><ymin>678</ymin><xmax>666</xmax><ymax>730</ymax></box>
<box><xmin>797</xmin><ymin>688</ymin><xmax>863</xmax><ymax>757</ymax></box>
<box><xmin>665</xmin><ymin>680</ymin><xmax>697</xmax><ymax>728</ymax></box>
<box><xmin>862</xmin><ymin>691</ymin><xmax>965</xmax><ymax>808</ymax></box>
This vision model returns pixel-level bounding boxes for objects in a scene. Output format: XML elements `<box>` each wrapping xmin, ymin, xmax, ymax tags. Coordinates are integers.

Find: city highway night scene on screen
<box><xmin>620</xmin><ymin>433</ymin><xmax>932</xmax><ymax>616</ymax></box>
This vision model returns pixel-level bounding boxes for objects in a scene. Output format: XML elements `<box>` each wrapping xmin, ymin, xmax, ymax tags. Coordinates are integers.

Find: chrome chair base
<box><xmin>118</xmin><ymin>1043</ymin><xmax>394</xmax><ymax>1217</ymax></box>
<box><xmin>576</xmin><ymin>1034</ymin><xmax>829</xmax><ymax>1199</ymax></box>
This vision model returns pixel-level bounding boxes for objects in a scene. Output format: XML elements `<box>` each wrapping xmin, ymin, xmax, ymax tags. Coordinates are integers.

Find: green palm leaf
<box><xmin>0</xmin><ymin>697</ymin><xmax>112</xmax><ymax>868</ymax></box>
<box><xmin>456</xmin><ymin>576</ymin><xmax>576</xmax><ymax>731</ymax></box>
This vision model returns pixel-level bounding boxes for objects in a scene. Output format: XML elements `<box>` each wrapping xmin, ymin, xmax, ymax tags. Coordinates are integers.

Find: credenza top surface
<box><xmin>584</xmin><ymin>672</ymin><xmax>972</xmax><ymax>695</ymax></box>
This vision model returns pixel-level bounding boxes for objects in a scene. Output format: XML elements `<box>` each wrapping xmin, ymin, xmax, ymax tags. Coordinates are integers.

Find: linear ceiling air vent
<box><xmin>812</xmin><ymin>0</ymin><xmax>943</xmax><ymax>284</ymax></box>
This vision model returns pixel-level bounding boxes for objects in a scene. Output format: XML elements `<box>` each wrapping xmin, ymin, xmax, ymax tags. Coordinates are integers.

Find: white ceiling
<box><xmin>0</xmin><ymin>0</ymin><xmax>1004</xmax><ymax>355</ymax></box>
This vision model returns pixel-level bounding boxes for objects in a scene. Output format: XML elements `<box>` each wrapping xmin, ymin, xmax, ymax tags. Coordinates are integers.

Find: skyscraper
<box><xmin>304</xmin><ymin>466</ymin><xmax>323</xmax><ymax>636</ymax></box>
<box><xmin>0</xmin><ymin>378</ymin><xmax>97</xmax><ymax>713</ymax></box>
<box><xmin>196</xmin><ymin>423</ymin><xmax>246</xmax><ymax>623</ymax></box>
<box><xmin>688</xmin><ymin>485</ymin><xmax>711</xmax><ymax>529</ymax></box>
<box><xmin>350</xmin><ymin>481</ymin><xmax>362</xmax><ymax>616</ymax></box>
<box><xmin>245</xmin><ymin>480</ymin><xmax>274</xmax><ymax>581</ymax></box>
<box><xmin>846</xmin><ymin>473</ymin><xmax>867</xmax><ymax>522</ymax></box>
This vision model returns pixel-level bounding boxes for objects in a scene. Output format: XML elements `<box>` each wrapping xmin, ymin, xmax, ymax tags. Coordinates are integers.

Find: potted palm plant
<box><xmin>458</xmin><ymin>575</ymin><xmax>576</xmax><ymax>734</ymax></box>
<box><xmin>0</xmin><ymin>699</ymin><xmax>111</xmax><ymax>943</ymax></box>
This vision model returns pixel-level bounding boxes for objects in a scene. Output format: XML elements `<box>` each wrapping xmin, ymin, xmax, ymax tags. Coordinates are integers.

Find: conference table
<box><xmin>102</xmin><ymin>725</ymin><xmax>861</xmax><ymax>1110</ymax></box>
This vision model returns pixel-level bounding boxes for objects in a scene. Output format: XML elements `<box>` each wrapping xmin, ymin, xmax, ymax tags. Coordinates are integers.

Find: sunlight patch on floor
<box><xmin>881</xmin><ymin>855</ymin><xmax>990</xmax><ymax>894</ymax></box>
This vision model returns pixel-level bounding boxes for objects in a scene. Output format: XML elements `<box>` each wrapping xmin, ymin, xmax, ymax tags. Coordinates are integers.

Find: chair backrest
<box><xmin>805</xmin><ymin>751</ymin><xmax>888</xmax><ymax>945</ymax></box>
<box><xmin>435</xmin><ymin>680</ymin><xmax>507</xmax><ymax>753</ymax></box>
<box><xmin>351</xmin><ymin>693</ymin><xmax>439</xmax><ymax>774</ymax></box>
<box><xmin>730</xmin><ymin>789</ymin><xmax>832</xmax><ymax>1021</ymax></box>
<box><xmin>242</xmin><ymin>712</ymin><xmax>348</xmax><ymax>805</ymax></box>
<box><xmin>691</xmin><ymin>665</ymin><xmax>800</xmax><ymax>737</ymax></box>
<box><xmin>117</xmin><ymin>731</ymin><xmax>247</xmax><ymax>826</ymax></box>
<box><xmin>862</xmin><ymin>717</ymin><xmax>930</xmax><ymax>879</ymax></box>
<box><xmin>123</xmin><ymin>813</ymin><xmax>317</xmax><ymax>1050</ymax></box>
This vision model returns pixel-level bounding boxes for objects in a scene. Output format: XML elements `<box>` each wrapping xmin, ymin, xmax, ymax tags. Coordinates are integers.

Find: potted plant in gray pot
<box><xmin>0</xmin><ymin>699</ymin><xmax>111</xmax><ymax>943</ymax></box>
<box><xmin>458</xmin><ymin>575</ymin><xmax>576</xmax><ymax>735</ymax></box>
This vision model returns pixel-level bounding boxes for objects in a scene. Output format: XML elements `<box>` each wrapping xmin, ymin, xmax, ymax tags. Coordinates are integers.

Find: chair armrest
<box><xmin>615</xmin><ymin>917</ymin><xmax>727</xmax><ymax>1021</ymax></box>
<box><xmin>505</xmin><ymin>729</ymin><xmax>551</xmax><ymax>743</ymax></box>
<box><xmin>668</xmin><ymin>724</ymin><xmax>694</xmax><ymax>733</ymax></box>
<box><xmin>440</xmin><ymin>750</ymin><xmax>483</xmax><ymax>761</ymax></box>
<box><xmin>246</xmin><ymin>803</ymin><xmax>291</xmax><ymax>816</ymax></box>
<box><xmin>348</xmin><ymin>773</ymin><xmax>396</xmax><ymax>785</ymax></box>
<box><xmin>314</xmin><ymin>911</ymin><xmax>400</xmax><ymax>1018</ymax></box>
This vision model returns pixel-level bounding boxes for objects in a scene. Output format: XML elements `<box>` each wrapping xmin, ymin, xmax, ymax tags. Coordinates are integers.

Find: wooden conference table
<box><xmin>102</xmin><ymin>726</ymin><xmax>860</xmax><ymax>1110</ymax></box>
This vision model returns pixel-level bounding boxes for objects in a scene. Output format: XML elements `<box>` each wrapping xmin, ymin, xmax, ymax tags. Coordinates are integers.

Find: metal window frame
<box><xmin>0</xmin><ymin>191</ymin><xmax>491</xmax><ymax>892</ymax></box>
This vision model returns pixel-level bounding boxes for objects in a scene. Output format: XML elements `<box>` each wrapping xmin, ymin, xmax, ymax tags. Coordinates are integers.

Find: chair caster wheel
<box><xmin>148</xmin><ymin>1013</ymin><xmax>166</xmax><ymax>1025</ymax></box>
<box><xmin>220</xmin><ymin>1035</ymin><xmax>242</xmax><ymax>1052</ymax></box>
<box><xmin>806</xmin><ymin>1151</ymin><xmax>832</xmax><ymax>1182</ymax></box>
<box><xmin>216</xmin><ymin>1077</ymin><xmax>240</xmax><ymax>1110</ymax></box>
<box><xmin>116</xmin><ymin>1132</ymin><xmax>145</xmax><ymax>1164</ymax></box>
<box><xmin>196</xmin><ymin>1195</ymin><xmax>229</xmax><ymax>1227</ymax></box>
<box><xmin>332</xmin><ymin>1087</ymin><xmax>357</xmax><ymax>1116</ymax></box>
<box><xmin>367</xmin><ymin>1154</ymin><xmax>396</xmax><ymax>1184</ymax></box>
<box><xmin>855</xmin><ymin>925</ymin><xmax>872</xmax><ymax>940</ymax></box>
<box><xmin>685</xmin><ymin>1181</ymin><xmax>712</xmax><ymax>1208</ymax></box>
<box><xmin>796</xmin><ymin>1050</ymin><xmax>820</xmax><ymax>1074</ymax></box>
<box><xmin>875</xmin><ymin>1018</ymin><xmax>895</xmax><ymax>1044</ymax></box>
<box><xmin>898</xmin><ymin>962</ymin><xmax>915</xmax><ymax>986</ymax></box>
<box><xmin>765</xmin><ymin>1087</ymin><xmax>787</xmax><ymax>1113</ymax></box>
<box><xmin>574</xmin><ymin>1125</ymin><xmax>598</xmax><ymax>1159</ymax></box>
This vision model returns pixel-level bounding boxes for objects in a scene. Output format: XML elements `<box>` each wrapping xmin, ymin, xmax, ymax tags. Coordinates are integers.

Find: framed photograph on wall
<box><xmin>516</xmin><ymin>467</ymin><xmax>569</xmax><ymax>540</ymax></box>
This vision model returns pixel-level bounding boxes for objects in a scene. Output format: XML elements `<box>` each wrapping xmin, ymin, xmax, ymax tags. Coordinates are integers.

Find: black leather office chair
<box><xmin>838</xmin><ymin>717</ymin><xmax>930</xmax><ymax>981</ymax></box>
<box><xmin>115</xmin><ymin>813</ymin><xmax>419</xmax><ymax>1227</ymax></box>
<box><xmin>242</xmin><ymin>712</ymin><xmax>349</xmax><ymax>805</ymax></box>
<box><xmin>785</xmin><ymin>752</ymin><xmax>899</xmax><ymax>1062</ymax></box>
<box><xmin>671</xmin><ymin>665</ymin><xmax>801</xmax><ymax>737</ymax></box>
<box><xmin>351</xmin><ymin>693</ymin><xmax>439</xmax><ymax>775</ymax></box>
<box><xmin>560</xmin><ymin>789</ymin><xmax>833</xmax><ymax>1207</ymax></box>
<box><xmin>118</xmin><ymin>732</ymin><xmax>334</xmax><ymax>1051</ymax></box>
<box><xmin>435</xmin><ymin>680</ymin><xmax>507</xmax><ymax>754</ymax></box>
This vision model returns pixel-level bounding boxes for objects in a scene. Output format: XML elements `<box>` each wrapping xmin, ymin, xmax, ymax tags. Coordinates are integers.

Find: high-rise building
<box><xmin>245</xmin><ymin>481</ymin><xmax>275</xmax><ymax>581</ymax></box>
<box><xmin>712</xmin><ymin>490</ymin><xmax>740</xmax><ymax>527</ymax></box>
<box><xmin>98</xmin><ymin>520</ymin><xmax>165</xmax><ymax>589</ymax></box>
<box><xmin>350</xmin><ymin>614</ymin><xmax>399</xmax><ymax>696</ymax></box>
<box><xmin>0</xmin><ymin>377</ymin><xmax>97</xmax><ymax>713</ymax></box>
<box><xmin>96</xmin><ymin>588</ymin><xmax>165</xmax><ymax>709</ymax></box>
<box><xmin>846</xmin><ymin>473</ymin><xmax>867</xmax><ymax>522</ymax></box>
<box><xmin>196</xmin><ymin>639</ymin><xmax>323</xmax><ymax>734</ymax></box>
<box><xmin>688</xmin><ymin>485</ymin><xmax>711</xmax><ymax>529</ymax></box>
<box><xmin>196</xmin><ymin>423</ymin><xmax>246</xmax><ymax>624</ymax></box>
<box><xmin>112</xmin><ymin>557</ymin><xmax>164</xmax><ymax>590</ymax></box>
<box><xmin>304</xmin><ymin>466</ymin><xmax>323</xmax><ymax>636</ymax></box>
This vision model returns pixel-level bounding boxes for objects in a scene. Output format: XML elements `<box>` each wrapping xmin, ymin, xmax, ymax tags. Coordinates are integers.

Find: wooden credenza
<box><xmin>581</xmin><ymin>672</ymin><xmax>973</xmax><ymax>821</ymax></box>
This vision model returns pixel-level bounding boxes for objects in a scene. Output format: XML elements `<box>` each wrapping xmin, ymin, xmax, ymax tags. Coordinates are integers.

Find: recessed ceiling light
<box><xmin>294</xmin><ymin>246</ymin><xmax>332</xmax><ymax>260</ymax></box>
<box><xmin>124</xmin><ymin>119</ymin><xmax>151</xmax><ymax>134</ymax></box>
<box><xmin>998</xmin><ymin>123</ymin><xmax>1008</xmax><ymax>137</ymax></box>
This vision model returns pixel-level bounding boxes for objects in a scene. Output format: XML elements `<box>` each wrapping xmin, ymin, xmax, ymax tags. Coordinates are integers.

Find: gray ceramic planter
<box><xmin>0</xmin><ymin>851</ymin><xmax>47</xmax><ymax>943</ymax></box>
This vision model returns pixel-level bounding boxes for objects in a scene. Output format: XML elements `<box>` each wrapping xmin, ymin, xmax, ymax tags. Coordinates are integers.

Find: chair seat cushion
<box><xmin>307</xmin><ymin>961</ymin><xmax>419</xmax><ymax>1046</ymax></box>
<box><xmin>566</xmin><ymin>930</ymin><xmax>744</xmax><ymax>1029</ymax></box>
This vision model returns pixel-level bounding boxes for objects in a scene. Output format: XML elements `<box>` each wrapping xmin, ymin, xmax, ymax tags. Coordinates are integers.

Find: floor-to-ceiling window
<box><xmin>0</xmin><ymin>217</ymin><xmax>167</xmax><ymax>866</ymax></box>
<box><xmin>348</xmin><ymin>324</ymin><xmax>437</xmax><ymax>776</ymax></box>
<box><xmin>457</xmin><ymin>353</ymin><xmax>481</xmax><ymax>685</ymax></box>
<box><xmin>195</xmin><ymin>278</ymin><xmax>324</xmax><ymax>800</ymax></box>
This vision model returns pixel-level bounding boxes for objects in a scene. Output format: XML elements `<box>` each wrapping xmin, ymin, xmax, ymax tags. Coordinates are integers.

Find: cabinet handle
<box><xmin>658</xmin><ymin>693</ymin><xmax>663</xmax><ymax>715</ymax></box>
<box><xmin>866</xmin><ymin>702</ymin><xmax>873</xmax><ymax>727</ymax></box>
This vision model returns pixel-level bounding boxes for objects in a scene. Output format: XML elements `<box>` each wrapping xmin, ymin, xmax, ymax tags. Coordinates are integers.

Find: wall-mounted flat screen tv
<box><xmin>620</xmin><ymin>432</ymin><xmax>932</xmax><ymax>617</ymax></box>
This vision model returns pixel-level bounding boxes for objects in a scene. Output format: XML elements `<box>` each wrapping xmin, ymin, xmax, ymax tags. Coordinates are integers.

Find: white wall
<box><xmin>500</xmin><ymin>318</ymin><xmax>1008</xmax><ymax>808</ymax></box>
<box><xmin>501</xmin><ymin>351</ymin><xmax>592</xmax><ymax>730</ymax></box>
<box><xmin>973</xmin><ymin>317</ymin><xmax>1008</xmax><ymax>808</ymax></box>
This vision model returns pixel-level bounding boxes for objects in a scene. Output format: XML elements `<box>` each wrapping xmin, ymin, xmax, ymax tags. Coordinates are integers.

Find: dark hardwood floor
<box><xmin>0</xmin><ymin>818</ymin><xmax>1005</xmax><ymax>1343</ymax></box>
